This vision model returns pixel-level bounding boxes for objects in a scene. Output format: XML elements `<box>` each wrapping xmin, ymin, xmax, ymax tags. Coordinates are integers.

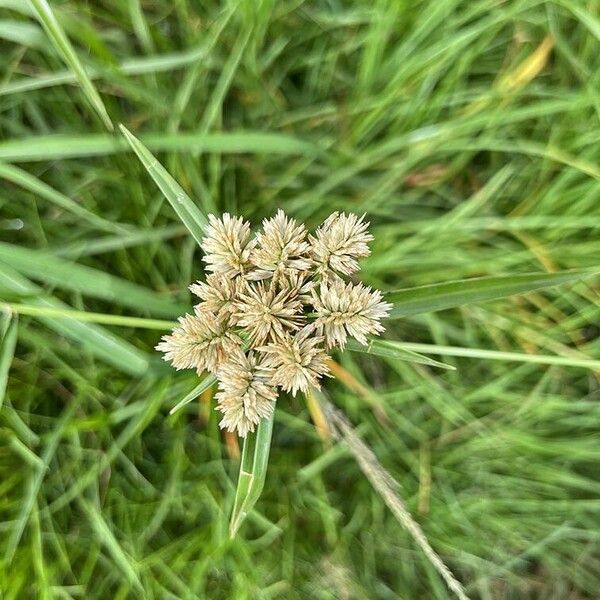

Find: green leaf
<box><xmin>396</xmin><ymin>342</ymin><xmax>600</xmax><ymax>370</ymax></box>
<box><xmin>0</xmin><ymin>263</ymin><xmax>150</xmax><ymax>376</ymax></box>
<box><xmin>0</xmin><ymin>242</ymin><xmax>186</xmax><ymax>318</ymax></box>
<box><xmin>78</xmin><ymin>498</ymin><xmax>142</xmax><ymax>591</ymax></box>
<box><xmin>28</xmin><ymin>0</ymin><xmax>113</xmax><ymax>130</ymax></box>
<box><xmin>0</xmin><ymin>19</ymin><xmax>46</xmax><ymax>48</ymax></box>
<box><xmin>386</xmin><ymin>269</ymin><xmax>599</xmax><ymax>319</ymax></box>
<box><xmin>0</xmin><ymin>161</ymin><xmax>128</xmax><ymax>234</ymax></box>
<box><xmin>230</xmin><ymin>409</ymin><xmax>275</xmax><ymax>537</ymax></box>
<box><xmin>119</xmin><ymin>124</ymin><xmax>208</xmax><ymax>246</ymax></box>
<box><xmin>0</xmin><ymin>131</ymin><xmax>317</xmax><ymax>162</ymax></box>
<box><xmin>169</xmin><ymin>374</ymin><xmax>217</xmax><ymax>415</ymax></box>
<box><xmin>0</xmin><ymin>313</ymin><xmax>18</xmax><ymax>409</ymax></box>
<box><xmin>346</xmin><ymin>338</ymin><xmax>455</xmax><ymax>370</ymax></box>
<box><xmin>0</xmin><ymin>302</ymin><xmax>174</xmax><ymax>331</ymax></box>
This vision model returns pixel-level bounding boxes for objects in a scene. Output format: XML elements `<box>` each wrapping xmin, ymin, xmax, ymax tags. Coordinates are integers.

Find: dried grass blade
<box><xmin>322</xmin><ymin>397</ymin><xmax>469</xmax><ymax>600</ymax></box>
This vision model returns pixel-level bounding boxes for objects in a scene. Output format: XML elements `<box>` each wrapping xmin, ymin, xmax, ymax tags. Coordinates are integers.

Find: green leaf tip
<box><xmin>119</xmin><ymin>124</ymin><xmax>208</xmax><ymax>246</ymax></box>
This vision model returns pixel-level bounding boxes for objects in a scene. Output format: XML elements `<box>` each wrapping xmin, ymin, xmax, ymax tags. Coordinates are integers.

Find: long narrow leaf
<box><xmin>28</xmin><ymin>0</ymin><xmax>113</xmax><ymax>130</ymax></box>
<box><xmin>0</xmin><ymin>313</ymin><xmax>18</xmax><ymax>409</ymax></box>
<box><xmin>0</xmin><ymin>302</ymin><xmax>174</xmax><ymax>330</ymax></box>
<box><xmin>0</xmin><ymin>132</ymin><xmax>317</xmax><ymax>162</ymax></box>
<box><xmin>346</xmin><ymin>338</ymin><xmax>455</xmax><ymax>370</ymax></box>
<box><xmin>0</xmin><ymin>263</ymin><xmax>150</xmax><ymax>376</ymax></box>
<box><xmin>230</xmin><ymin>408</ymin><xmax>275</xmax><ymax>537</ymax></box>
<box><xmin>169</xmin><ymin>374</ymin><xmax>217</xmax><ymax>415</ymax></box>
<box><xmin>0</xmin><ymin>161</ymin><xmax>127</xmax><ymax>233</ymax></box>
<box><xmin>397</xmin><ymin>342</ymin><xmax>600</xmax><ymax>370</ymax></box>
<box><xmin>119</xmin><ymin>124</ymin><xmax>207</xmax><ymax>245</ymax></box>
<box><xmin>386</xmin><ymin>269</ymin><xmax>598</xmax><ymax>319</ymax></box>
<box><xmin>78</xmin><ymin>499</ymin><xmax>142</xmax><ymax>590</ymax></box>
<box><xmin>0</xmin><ymin>242</ymin><xmax>186</xmax><ymax>318</ymax></box>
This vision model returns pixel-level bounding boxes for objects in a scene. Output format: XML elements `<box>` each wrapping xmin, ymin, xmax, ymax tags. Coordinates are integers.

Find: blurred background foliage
<box><xmin>0</xmin><ymin>0</ymin><xmax>599</xmax><ymax>598</ymax></box>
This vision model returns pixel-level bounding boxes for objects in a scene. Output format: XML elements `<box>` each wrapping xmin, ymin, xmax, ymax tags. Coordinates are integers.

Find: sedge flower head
<box><xmin>158</xmin><ymin>210</ymin><xmax>390</xmax><ymax>436</ymax></box>
<box><xmin>259</xmin><ymin>326</ymin><xmax>331</xmax><ymax>396</ymax></box>
<box><xmin>201</xmin><ymin>213</ymin><xmax>255</xmax><ymax>277</ymax></box>
<box><xmin>234</xmin><ymin>279</ymin><xmax>304</xmax><ymax>346</ymax></box>
<box><xmin>190</xmin><ymin>273</ymin><xmax>242</xmax><ymax>319</ymax></box>
<box><xmin>249</xmin><ymin>209</ymin><xmax>312</xmax><ymax>280</ymax></box>
<box><xmin>156</xmin><ymin>310</ymin><xmax>242</xmax><ymax>374</ymax></box>
<box><xmin>215</xmin><ymin>350</ymin><xmax>277</xmax><ymax>437</ymax></box>
<box><xmin>310</xmin><ymin>212</ymin><xmax>373</xmax><ymax>279</ymax></box>
<box><xmin>311</xmin><ymin>280</ymin><xmax>392</xmax><ymax>349</ymax></box>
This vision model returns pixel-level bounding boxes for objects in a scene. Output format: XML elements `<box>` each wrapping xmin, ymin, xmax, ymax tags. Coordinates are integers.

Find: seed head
<box><xmin>201</xmin><ymin>213</ymin><xmax>255</xmax><ymax>277</ymax></box>
<box><xmin>310</xmin><ymin>212</ymin><xmax>373</xmax><ymax>278</ymax></box>
<box><xmin>156</xmin><ymin>310</ymin><xmax>242</xmax><ymax>374</ymax></box>
<box><xmin>159</xmin><ymin>210</ymin><xmax>391</xmax><ymax>437</ymax></box>
<box><xmin>190</xmin><ymin>273</ymin><xmax>242</xmax><ymax>319</ymax></box>
<box><xmin>248</xmin><ymin>209</ymin><xmax>312</xmax><ymax>280</ymax></box>
<box><xmin>259</xmin><ymin>326</ymin><xmax>331</xmax><ymax>396</ymax></box>
<box><xmin>312</xmin><ymin>279</ymin><xmax>392</xmax><ymax>348</ymax></box>
<box><xmin>234</xmin><ymin>279</ymin><xmax>304</xmax><ymax>345</ymax></box>
<box><xmin>215</xmin><ymin>350</ymin><xmax>277</xmax><ymax>437</ymax></box>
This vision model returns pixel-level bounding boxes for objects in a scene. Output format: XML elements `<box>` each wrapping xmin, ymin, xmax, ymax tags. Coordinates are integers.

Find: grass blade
<box><xmin>396</xmin><ymin>342</ymin><xmax>600</xmax><ymax>370</ymax></box>
<box><xmin>346</xmin><ymin>338</ymin><xmax>455</xmax><ymax>370</ymax></box>
<box><xmin>78</xmin><ymin>498</ymin><xmax>142</xmax><ymax>590</ymax></box>
<box><xmin>169</xmin><ymin>374</ymin><xmax>217</xmax><ymax>415</ymax></box>
<box><xmin>386</xmin><ymin>270</ymin><xmax>599</xmax><ymax>319</ymax></box>
<box><xmin>0</xmin><ymin>131</ymin><xmax>317</xmax><ymax>162</ymax></box>
<box><xmin>0</xmin><ymin>242</ymin><xmax>186</xmax><ymax>318</ymax></box>
<box><xmin>0</xmin><ymin>263</ymin><xmax>150</xmax><ymax>376</ymax></box>
<box><xmin>230</xmin><ymin>408</ymin><xmax>275</xmax><ymax>537</ymax></box>
<box><xmin>0</xmin><ymin>313</ymin><xmax>18</xmax><ymax>409</ymax></box>
<box><xmin>0</xmin><ymin>302</ymin><xmax>174</xmax><ymax>330</ymax></box>
<box><xmin>28</xmin><ymin>0</ymin><xmax>113</xmax><ymax>130</ymax></box>
<box><xmin>0</xmin><ymin>161</ymin><xmax>127</xmax><ymax>234</ymax></box>
<box><xmin>119</xmin><ymin>124</ymin><xmax>207</xmax><ymax>245</ymax></box>
<box><xmin>4</xmin><ymin>398</ymin><xmax>78</xmax><ymax>564</ymax></box>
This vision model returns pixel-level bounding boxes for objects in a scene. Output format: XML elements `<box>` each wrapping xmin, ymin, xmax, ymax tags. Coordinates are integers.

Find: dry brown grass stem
<box><xmin>322</xmin><ymin>399</ymin><xmax>470</xmax><ymax>600</ymax></box>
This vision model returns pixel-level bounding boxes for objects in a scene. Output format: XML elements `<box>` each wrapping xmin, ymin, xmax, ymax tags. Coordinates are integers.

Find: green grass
<box><xmin>1</xmin><ymin>0</ymin><xmax>599</xmax><ymax>598</ymax></box>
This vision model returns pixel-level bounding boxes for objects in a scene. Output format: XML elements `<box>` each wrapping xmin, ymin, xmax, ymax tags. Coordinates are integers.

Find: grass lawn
<box><xmin>1</xmin><ymin>0</ymin><xmax>599</xmax><ymax>598</ymax></box>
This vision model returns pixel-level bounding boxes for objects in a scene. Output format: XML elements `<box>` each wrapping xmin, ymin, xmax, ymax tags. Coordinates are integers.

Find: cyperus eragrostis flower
<box><xmin>157</xmin><ymin>210</ymin><xmax>391</xmax><ymax>436</ymax></box>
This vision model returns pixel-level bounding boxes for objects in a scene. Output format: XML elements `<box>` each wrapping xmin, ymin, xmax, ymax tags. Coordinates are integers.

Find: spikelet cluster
<box><xmin>157</xmin><ymin>210</ymin><xmax>391</xmax><ymax>437</ymax></box>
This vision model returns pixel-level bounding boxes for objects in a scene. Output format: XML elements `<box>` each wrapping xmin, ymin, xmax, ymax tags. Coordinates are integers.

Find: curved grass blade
<box><xmin>230</xmin><ymin>408</ymin><xmax>275</xmax><ymax>537</ymax></box>
<box><xmin>346</xmin><ymin>338</ymin><xmax>455</xmax><ymax>370</ymax></box>
<box><xmin>386</xmin><ymin>269</ymin><xmax>599</xmax><ymax>319</ymax></box>
<box><xmin>28</xmin><ymin>0</ymin><xmax>113</xmax><ymax>131</ymax></box>
<box><xmin>0</xmin><ymin>313</ymin><xmax>18</xmax><ymax>409</ymax></box>
<box><xmin>119</xmin><ymin>124</ymin><xmax>207</xmax><ymax>246</ymax></box>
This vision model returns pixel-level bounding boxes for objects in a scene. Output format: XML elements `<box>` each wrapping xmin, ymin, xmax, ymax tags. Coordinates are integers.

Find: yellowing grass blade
<box><xmin>28</xmin><ymin>0</ymin><xmax>113</xmax><ymax>130</ymax></box>
<box><xmin>229</xmin><ymin>408</ymin><xmax>275</xmax><ymax>537</ymax></box>
<box><xmin>119</xmin><ymin>125</ymin><xmax>207</xmax><ymax>246</ymax></box>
